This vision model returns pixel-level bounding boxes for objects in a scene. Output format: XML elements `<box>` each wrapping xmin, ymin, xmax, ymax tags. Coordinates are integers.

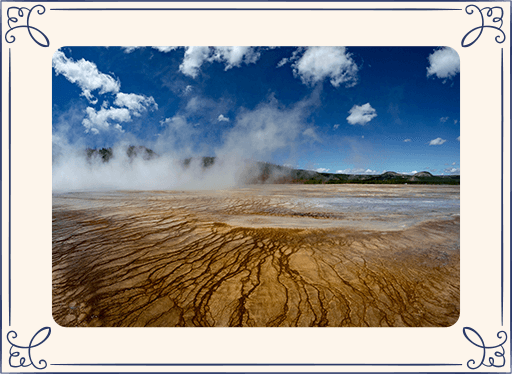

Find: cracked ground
<box><xmin>52</xmin><ymin>185</ymin><xmax>459</xmax><ymax>327</ymax></box>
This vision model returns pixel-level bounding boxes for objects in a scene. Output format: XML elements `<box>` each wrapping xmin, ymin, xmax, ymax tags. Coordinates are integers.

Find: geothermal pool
<box><xmin>53</xmin><ymin>184</ymin><xmax>460</xmax><ymax>327</ymax></box>
<box><xmin>298</xmin><ymin>196</ymin><xmax>459</xmax><ymax>213</ymax></box>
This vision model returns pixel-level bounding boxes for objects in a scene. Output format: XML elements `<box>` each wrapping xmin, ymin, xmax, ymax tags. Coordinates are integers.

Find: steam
<box><xmin>53</xmin><ymin>146</ymin><xmax>249</xmax><ymax>191</ymax></box>
<box><xmin>52</xmin><ymin>94</ymin><xmax>319</xmax><ymax>192</ymax></box>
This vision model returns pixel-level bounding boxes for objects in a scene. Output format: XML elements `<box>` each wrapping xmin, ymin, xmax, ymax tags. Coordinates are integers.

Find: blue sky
<box><xmin>52</xmin><ymin>46</ymin><xmax>460</xmax><ymax>175</ymax></box>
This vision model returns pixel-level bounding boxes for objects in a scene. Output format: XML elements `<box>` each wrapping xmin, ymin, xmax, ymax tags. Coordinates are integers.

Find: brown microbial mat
<box><xmin>52</xmin><ymin>184</ymin><xmax>460</xmax><ymax>327</ymax></box>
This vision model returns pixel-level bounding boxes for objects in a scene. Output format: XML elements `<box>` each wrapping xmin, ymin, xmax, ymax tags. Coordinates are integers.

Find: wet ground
<box><xmin>52</xmin><ymin>184</ymin><xmax>460</xmax><ymax>327</ymax></box>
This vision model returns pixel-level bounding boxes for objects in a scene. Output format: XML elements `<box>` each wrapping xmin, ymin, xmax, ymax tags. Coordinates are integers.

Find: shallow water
<box><xmin>297</xmin><ymin>196</ymin><xmax>459</xmax><ymax>214</ymax></box>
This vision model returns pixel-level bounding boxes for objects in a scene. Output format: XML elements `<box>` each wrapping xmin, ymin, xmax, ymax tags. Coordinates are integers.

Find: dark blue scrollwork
<box><xmin>7</xmin><ymin>327</ymin><xmax>51</xmax><ymax>370</ymax></box>
<box><xmin>5</xmin><ymin>5</ymin><xmax>50</xmax><ymax>47</ymax></box>
<box><xmin>463</xmin><ymin>327</ymin><xmax>507</xmax><ymax>369</ymax></box>
<box><xmin>461</xmin><ymin>5</ymin><xmax>505</xmax><ymax>47</ymax></box>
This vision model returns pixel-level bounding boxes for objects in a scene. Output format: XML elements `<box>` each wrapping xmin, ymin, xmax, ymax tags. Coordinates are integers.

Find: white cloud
<box><xmin>315</xmin><ymin>168</ymin><xmax>330</xmax><ymax>173</ymax></box>
<box><xmin>114</xmin><ymin>93</ymin><xmax>158</xmax><ymax>115</ymax></box>
<box><xmin>457</xmin><ymin>136</ymin><xmax>460</xmax><ymax>141</ymax></box>
<box><xmin>347</xmin><ymin>103</ymin><xmax>377</xmax><ymax>126</ymax></box>
<box><xmin>454</xmin><ymin>119</ymin><xmax>458</xmax><ymax>124</ymax></box>
<box><xmin>429</xmin><ymin>137</ymin><xmax>447</xmax><ymax>145</ymax></box>
<box><xmin>179</xmin><ymin>46</ymin><xmax>211</xmax><ymax>78</ymax></box>
<box><xmin>217</xmin><ymin>114</ymin><xmax>230</xmax><ymax>122</ymax></box>
<box><xmin>427</xmin><ymin>47</ymin><xmax>460</xmax><ymax>81</ymax></box>
<box><xmin>82</xmin><ymin>106</ymin><xmax>131</xmax><ymax>134</ymax></box>
<box><xmin>122</xmin><ymin>47</ymin><xmax>140</xmax><ymax>53</ymax></box>
<box><xmin>52</xmin><ymin>50</ymin><xmax>160</xmax><ymax>134</ymax></box>
<box><xmin>291</xmin><ymin>47</ymin><xmax>359</xmax><ymax>87</ymax></box>
<box><xmin>336</xmin><ymin>168</ymin><xmax>379</xmax><ymax>175</ymax></box>
<box><xmin>179</xmin><ymin>47</ymin><xmax>262</xmax><ymax>78</ymax></box>
<box><xmin>404</xmin><ymin>139</ymin><xmax>412</xmax><ymax>142</ymax></box>
<box><xmin>52</xmin><ymin>50</ymin><xmax>120</xmax><ymax>103</ymax></box>
<box><xmin>440</xmin><ymin>116</ymin><xmax>449</xmax><ymax>123</ymax></box>
<box><xmin>122</xmin><ymin>46</ymin><xmax>179</xmax><ymax>53</ymax></box>
<box><xmin>153</xmin><ymin>46</ymin><xmax>179</xmax><ymax>53</ymax></box>
<box><xmin>210</xmin><ymin>47</ymin><xmax>260</xmax><ymax>70</ymax></box>
<box><xmin>184</xmin><ymin>85</ymin><xmax>193</xmax><ymax>94</ymax></box>
<box><xmin>277</xmin><ymin>48</ymin><xmax>304</xmax><ymax>68</ymax></box>
<box><xmin>333</xmin><ymin>124</ymin><xmax>340</xmax><ymax>130</ymax></box>
<box><xmin>444</xmin><ymin>167</ymin><xmax>460</xmax><ymax>174</ymax></box>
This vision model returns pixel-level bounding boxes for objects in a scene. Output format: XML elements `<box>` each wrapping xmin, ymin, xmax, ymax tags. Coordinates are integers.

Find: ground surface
<box><xmin>52</xmin><ymin>185</ymin><xmax>460</xmax><ymax>327</ymax></box>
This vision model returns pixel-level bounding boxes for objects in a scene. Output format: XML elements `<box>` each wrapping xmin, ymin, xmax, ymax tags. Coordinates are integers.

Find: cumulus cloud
<box><xmin>217</xmin><ymin>114</ymin><xmax>230</xmax><ymax>122</ymax></box>
<box><xmin>315</xmin><ymin>168</ymin><xmax>330</xmax><ymax>173</ymax></box>
<box><xmin>153</xmin><ymin>46</ymin><xmax>179</xmax><ymax>53</ymax></box>
<box><xmin>444</xmin><ymin>167</ymin><xmax>460</xmax><ymax>175</ymax></box>
<box><xmin>347</xmin><ymin>103</ymin><xmax>377</xmax><ymax>126</ymax></box>
<box><xmin>122</xmin><ymin>47</ymin><xmax>140</xmax><ymax>53</ymax></box>
<box><xmin>333</xmin><ymin>124</ymin><xmax>340</xmax><ymax>130</ymax></box>
<box><xmin>82</xmin><ymin>106</ymin><xmax>131</xmax><ymax>134</ymax></box>
<box><xmin>114</xmin><ymin>93</ymin><xmax>158</xmax><ymax>115</ymax></box>
<box><xmin>210</xmin><ymin>46</ymin><xmax>260</xmax><ymax>70</ymax></box>
<box><xmin>440</xmin><ymin>116</ymin><xmax>449</xmax><ymax>123</ymax></box>
<box><xmin>427</xmin><ymin>47</ymin><xmax>460</xmax><ymax>81</ymax></box>
<box><xmin>122</xmin><ymin>46</ymin><xmax>179</xmax><ymax>53</ymax></box>
<box><xmin>53</xmin><ymin>50</ymin><xmax>158</xmax><ymax>135</ymax></box>
<box><xmin>52</xmin><ymin>50</ymin><xmax>120</xmax><ymax>103</ymax></box>
<box><xmin>336</xmin><ymin>168</ymin><xmax>379</xmax><ymax>175</ymax></box>
<box><xmin>179</xmin><ymin>47</ymin><xmax>262</xmax><ymax>78</ymax></box>
<box><xmin>290</xmin><ymin>47</ymin><xmax>359</xmax><ymax>88</ymax></box>
<box><xmin>179</xmin><ymin>46</ymin><xmax>211</xmax><ymax>78</ymax></box>
<box><xmin>404</xmin><ymin>139</ymin><xmax>412</xmax><ymax>142</ymax></box>
<box><xmin>277</xmin><ymin>48</ymin><xmax>304</xmax><ymax>68</ymax></box>
<box><xmin>429</xmin><ymin>137</ymin><xmax>447</xmax><ymax>145</ymax></box>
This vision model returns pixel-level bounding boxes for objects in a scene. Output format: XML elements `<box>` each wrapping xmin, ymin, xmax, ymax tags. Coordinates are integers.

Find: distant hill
<box><xmin>84</xmin><ymin>148</ymin><xmax>459</xmax><ymax>185</ymax></box>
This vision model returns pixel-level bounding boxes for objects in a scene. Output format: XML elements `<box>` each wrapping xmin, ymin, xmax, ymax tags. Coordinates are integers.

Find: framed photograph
<box><xmin>2</xmin><ymin>1</ymin><xmax>510</xmax><ymax>372</ymax></box>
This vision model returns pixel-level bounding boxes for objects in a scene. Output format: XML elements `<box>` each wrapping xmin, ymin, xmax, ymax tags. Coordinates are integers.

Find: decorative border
<box><xmin>501</xmin><ymin>46</ymin><xmax>505</xmax><ymax>327</ymax></box>
<box><xmin>5</xmin><ymin>5</ymin><xmax>50</xmax><ymax>47</ymax></box>
<box><xmin>463</xmin><ymin>328</ymin><xmax>508</xmax><ymax>369</ymax></box>
<box><xmin>6</xmin><ymin>328</ymin><xmax>51</xmax><ymax>370</ymax></box>
<box><xmin>461</xmin><ymin>5</ymin><xmax>506</xmax><ymax>47</ymax></box>
<box><xmin>8</xmin><ymin>48</ymin><xmax>12</xmax><ymax>328</ymax></box>
<box><xmin>3</xmin><ymin>2</ymin><xmax>509</xmax><ymax>372</ymax></box>
<box><xmin>51</xmin><ymin>7</ymin><xmax>462</xmax><ymax>11</ymax></box>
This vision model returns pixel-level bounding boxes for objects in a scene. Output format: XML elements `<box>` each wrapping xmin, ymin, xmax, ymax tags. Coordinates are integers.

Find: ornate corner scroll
<box><xmin>461</xmin><ymin>5</ymin><xmax>506</xmax><ymax>47</ymax></box>
<box><xmin>6</xmin><ymin>327</ymin><xmax>51</xmax><ymax>370</ymax></box>
<box><xmin>5</xmin><ymin>5</ymin><xmax>50</xmax><ymax>47</ymax></box>
<box><xmin>463</xmin><ymin>327</ymin><xmax>508</xmax><ymax>369</ymax></box>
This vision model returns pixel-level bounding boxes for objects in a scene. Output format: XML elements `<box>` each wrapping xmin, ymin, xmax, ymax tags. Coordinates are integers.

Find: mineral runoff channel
<box><xmin>52</xmin><ymin>183</ymin><xmax>460</xmax><ymax>327</ymax></box>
